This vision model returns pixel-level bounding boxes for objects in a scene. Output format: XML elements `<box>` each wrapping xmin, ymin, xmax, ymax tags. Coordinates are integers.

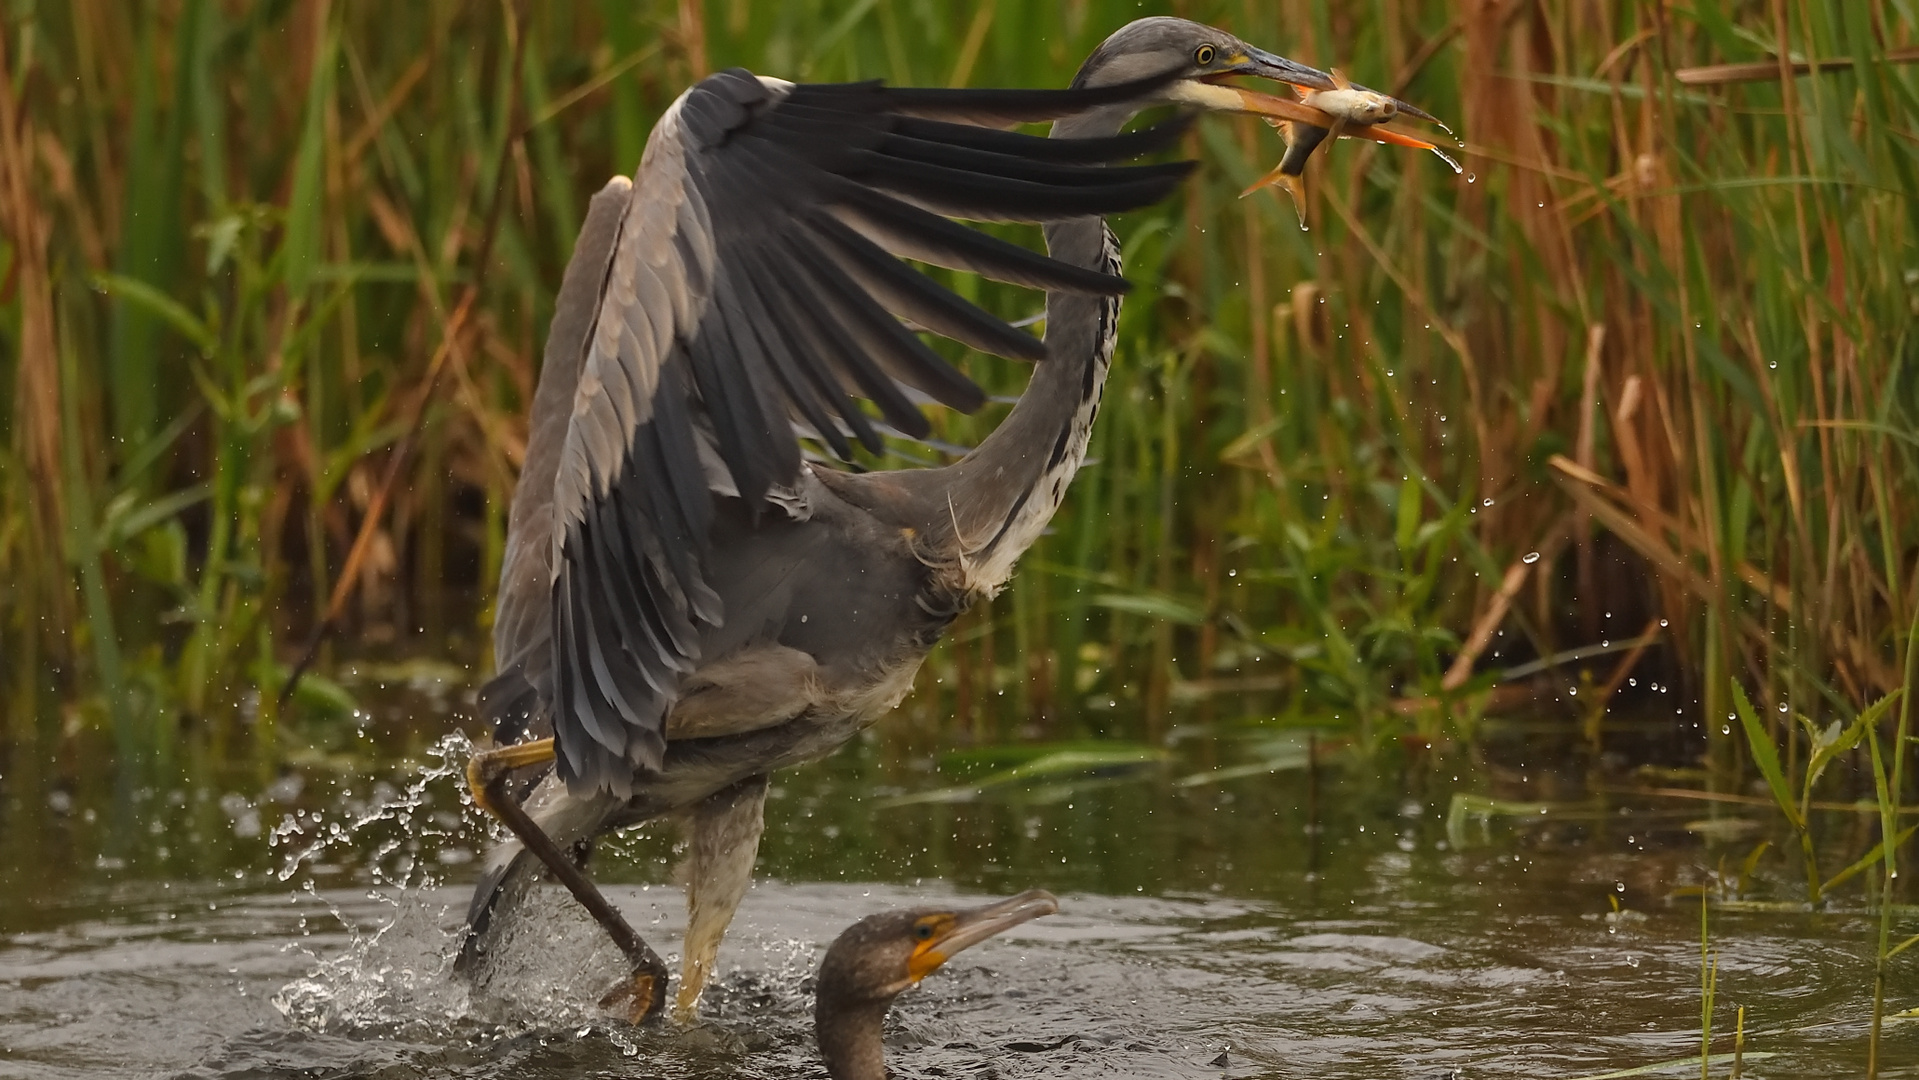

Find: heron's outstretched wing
<box><xmin>539</xmin><ymin>68</ymin><xmax>1191</xmax><ymax>794</ymax></box>
<box><xmin>484</xmin><ymin>178</ymin><xmax>635</xmax><ymax>753</ymax></box>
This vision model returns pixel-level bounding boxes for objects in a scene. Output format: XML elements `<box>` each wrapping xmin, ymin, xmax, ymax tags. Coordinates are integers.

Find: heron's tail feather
<box><xmin>454</xmin><ymin>844</ymin><xmax>535</xmax><ymax>975</ymax></box>
<box><xmin>477</xmin><ymin>667</ymin><xmax>543</xmax><ymax>746</ymax></box>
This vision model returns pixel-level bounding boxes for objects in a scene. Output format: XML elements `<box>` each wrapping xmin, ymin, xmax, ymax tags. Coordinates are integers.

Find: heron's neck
<box><xmin>916</xmin><ymin>107</ymin><xmax>1134</xmax><ymax>596</ymax></box>
<box><xmin>815</xmin><ymin>995</ymin><xmax>889</xmax><ymax>1080</ymax></box>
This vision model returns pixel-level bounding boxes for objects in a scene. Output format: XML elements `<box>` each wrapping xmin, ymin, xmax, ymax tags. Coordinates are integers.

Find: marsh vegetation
<box><xmin>1</xmin><ymin>1</ymin><xmax>1916</xmax><ymax>1075</ymax></box>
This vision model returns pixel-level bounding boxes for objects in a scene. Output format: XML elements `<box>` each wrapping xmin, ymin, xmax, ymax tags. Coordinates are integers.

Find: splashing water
<box><xmin>271</xmin><ymin>732</ymin><xmax>481</xmax><ymax>889</ymax></box>
<box><xmin>270</xmin><ymin>880</ymin><xmax>470</xmax><ymax>1035</ymax></box>
<box><xmin>263</xmin><ymin>733</ymin><xmax>710</xmax><ymax>1044</ymax></box>
<box><xmin>267</xmin><ymin>733</ymin><xmax>513</xmax><ymax>1035</ymax></box>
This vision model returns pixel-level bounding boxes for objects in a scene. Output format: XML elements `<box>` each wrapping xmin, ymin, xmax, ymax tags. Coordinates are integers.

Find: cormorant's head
<box><xmin>815</xmin><ymin>889</ymin><xmax>1059</xmax><ymax>1009</ymax></box>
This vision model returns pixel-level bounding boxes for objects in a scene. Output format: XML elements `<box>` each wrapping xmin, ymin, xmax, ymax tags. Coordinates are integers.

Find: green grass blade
<box><xmin>1732</xmin><ymin>680</ymin><xmax>1801</xmax><ymax>831</ymax></box>
<box><xmin>1565</xmin><ymin>1053</ymin><xmax>1777</xmax><ymax>1080</ymax></box>
<box><xmin>91</xmin><ymin>273</ymin><xmax>218</xmax><ymax>357</ymax></box>
<box><xmin>1822</xmin><ymin>823</ymin><xmax>1919</xmax><ymax>895</ymax></box>
<box><xmin>283</xmin><ymin>25</ymin><xmax>337</xmax><ymax>296</ymax></box>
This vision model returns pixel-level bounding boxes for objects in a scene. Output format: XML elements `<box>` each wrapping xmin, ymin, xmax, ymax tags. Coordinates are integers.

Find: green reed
<box><xmin>0</xmin><ymin>1</ymin><xmax>1914</xmax><ymax>835</ymax></box>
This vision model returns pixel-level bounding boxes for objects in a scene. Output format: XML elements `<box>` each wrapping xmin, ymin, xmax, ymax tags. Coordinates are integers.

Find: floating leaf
<box><xmin>1681</xmin><ymin>818</ymin><xmax>1763</xmax><ymax>840</ymax></box>
<box><xmin>1445</xmin><ymin>793</ymin><xmax>1554</xmax><ymax>848</ymax></box>
<box><xmin>288</xmin><ymin>671</ymin><xmax>358</xmax><ymax>722</ymax></box>
<box><xmin>879</xmin><ymin>747</ymin><xmax>1166</xmax><ymax>807</ymax></box>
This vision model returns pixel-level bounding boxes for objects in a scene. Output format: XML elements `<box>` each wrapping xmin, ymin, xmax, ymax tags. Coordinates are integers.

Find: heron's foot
<box><xmin>598</xmin><ymin>960</ymin><xmax>669</xmax><ymax>1024</ymax></box>
<box><xmin>465</xmin><ymin>736</ymin><xmax>557</xmax><ymax>817</ymax></box>
<box><xmin>466</xmin><ymin>734</ymin><xmax>674</xmax><ymax>1024</ymax></box>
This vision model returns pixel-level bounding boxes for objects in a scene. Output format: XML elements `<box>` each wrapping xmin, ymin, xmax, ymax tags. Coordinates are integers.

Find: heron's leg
<box><xmin>466</xmin><ymin>739</ymin><xmax>670</xmax><ymax>1022</ymax></box>
<box><xmin>671</xmin><ymin>773</ymin><xmax>770</xmax><ymax>1023</ymax></box>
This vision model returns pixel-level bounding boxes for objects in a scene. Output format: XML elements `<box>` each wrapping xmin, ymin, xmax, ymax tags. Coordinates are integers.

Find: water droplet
<box><xmin>1466</xmin><ymin>172</ymin><xmax>1477</xmax><ymax>183</ymax></box>
<box><xmin>1482</xmin><ymin>497</ymin><xmax>1494</xmax><ymax>507</ymax></box>
<box><xmin>1429</xmin><ymin>146</ymin><xmax>1463</xmax><ymax>174</ymax></box>
<box><xmin>1721</xmin><ymin>724</ymin><xmax>1732</xmax><ymax>735</ymax></box>
<box><xmin>1659</xmin><ymin>619</ymin><xmax>1669</xmax><ymax>627</ymax></box>
<box><xmin>1523</xmin><ymin>551</ymin><xmax>1541</xmax><ymax>564</ymax></box>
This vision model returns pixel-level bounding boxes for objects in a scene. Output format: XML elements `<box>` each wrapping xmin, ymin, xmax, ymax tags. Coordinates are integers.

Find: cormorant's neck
<box><xmin>815</xmin><ymin>994</ymin><xmax>891</xmax><ymax>1080</ymax></box>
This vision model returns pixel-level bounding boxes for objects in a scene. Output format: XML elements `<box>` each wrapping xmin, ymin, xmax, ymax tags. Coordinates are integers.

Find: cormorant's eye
<box><xmin>915</xmin><ymin>923</ymin><xmax>935</xmax><ymax>940</ymax></box>
<box><xmin>1194</xmin><ymin>44</ymin><xmax>1217</xmax><ymax>67</ymax></box>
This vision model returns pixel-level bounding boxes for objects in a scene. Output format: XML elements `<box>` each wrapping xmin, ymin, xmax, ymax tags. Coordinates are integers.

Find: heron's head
<box><xmin>815</xmin><ymin>889</ymin><xmax>1059</xmax><ymax>1009</ymax></box>
<box><xmin>1073</xmin><ymin>16</ymin><xmax>1338</xmax><ymax>104</ymax></box>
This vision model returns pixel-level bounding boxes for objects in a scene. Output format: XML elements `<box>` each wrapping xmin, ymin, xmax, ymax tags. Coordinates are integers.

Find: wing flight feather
<box><xmin>539</xmin><ymin>66</ymin><xmax>1191</xmax><ymax>794</ymax></box>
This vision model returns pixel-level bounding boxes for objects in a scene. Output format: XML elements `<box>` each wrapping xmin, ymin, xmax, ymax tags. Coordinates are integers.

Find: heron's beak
<box><xmin>1228</xmin><ymin>45</ymin><xmax>1339</xmax><ymax>92</ymax></box>
<box><xmin>1190</xmin><ymin>46</ymin><xmax>1442</xmax><ymax>151</ymax></box>
<box><xmin>904</xmin><ymin>889</ymin><xmax>1059</xmax><ymax>984</ymax></box>
<box><xmin>1224</xmin><ymin>47</ymin><xmax>1443</xmax><ymax>126</ymax></box>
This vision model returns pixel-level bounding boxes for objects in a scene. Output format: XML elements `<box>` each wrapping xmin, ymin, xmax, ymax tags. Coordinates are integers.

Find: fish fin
<box><xmin>1279</xmin><ymin>174</ymin><xmax>1308</xmax><ymax>229</ymax></box>
<box><xmin>1360</xmin><ymin>124</ymin><xmax>1439</xmax><ymax>150</ymax></box>
<box><xmin>1239</xmin><ymin>159</ymin><xmax>1291</xmax><ymax>199</ymax></box>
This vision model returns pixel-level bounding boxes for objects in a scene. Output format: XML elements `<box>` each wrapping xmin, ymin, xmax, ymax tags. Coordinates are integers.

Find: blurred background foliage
<box><xmin>1</xmin><ymin>0</ymin><xmax>1916</xmax><ymax>801</ymax></box>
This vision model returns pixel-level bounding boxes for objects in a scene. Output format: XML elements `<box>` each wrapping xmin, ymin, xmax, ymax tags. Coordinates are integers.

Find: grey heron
<box><xmin>457</xmin><ymin>16</ymin><xmax>1429</xmax><ymax>1022</ymax></box>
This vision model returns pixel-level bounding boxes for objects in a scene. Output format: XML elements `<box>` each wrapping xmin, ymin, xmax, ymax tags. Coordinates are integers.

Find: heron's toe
<box><xmin>598</xmin><ymin>965</ymin><xmax>667</xmax><ymax>1024</ymax></box>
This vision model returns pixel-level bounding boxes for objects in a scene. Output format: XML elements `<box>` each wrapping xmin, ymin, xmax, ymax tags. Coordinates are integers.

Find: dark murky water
<box><xmin>3</xmin><ymin>709</ymin><xmax>1917</xmax><ymax>1078</ymax></box>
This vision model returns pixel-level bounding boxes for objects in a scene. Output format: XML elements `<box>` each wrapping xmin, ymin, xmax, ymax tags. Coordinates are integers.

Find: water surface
<box><xmin>3</xmin><ymin>718</ymin><xmax>1915</xmax><ymax>1078</ymax></box>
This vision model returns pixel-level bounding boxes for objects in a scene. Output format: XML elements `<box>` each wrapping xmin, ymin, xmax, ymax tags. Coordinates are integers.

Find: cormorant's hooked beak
<box><xmin>902</xmin><ymin>889</ymin><xmax>1059</xmax><ymax>987</ymax></box>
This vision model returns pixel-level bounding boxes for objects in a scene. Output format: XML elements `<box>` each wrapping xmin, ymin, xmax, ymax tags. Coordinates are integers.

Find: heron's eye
<box><xmin>1194</xmin><ymin>44</ymin><xmax>1217</xmax><ymax>67</ymax></box>
<box><xmin>914</xmin><ymin>923</ymin><xmax>935</xmax><ymax>940</ymax></box>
